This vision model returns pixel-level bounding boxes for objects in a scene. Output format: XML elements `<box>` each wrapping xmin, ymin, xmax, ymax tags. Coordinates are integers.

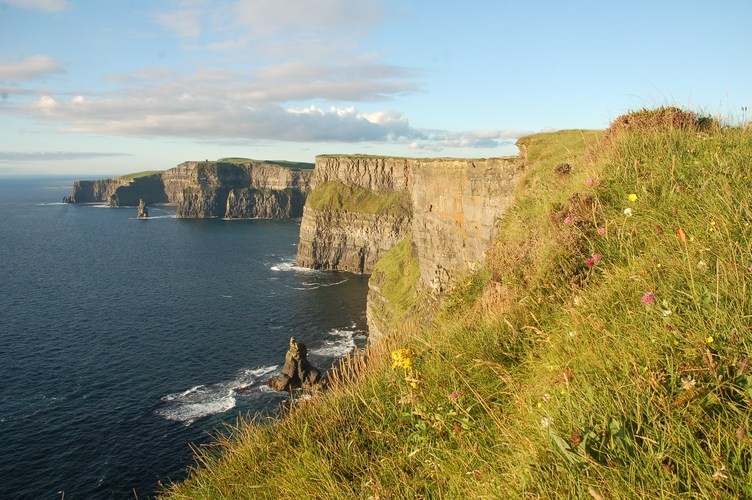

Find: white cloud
<box><xmin>409</xmin><ymin>129</ymin><xmax>530</xmax><ymax>150</ymax></box>
<box><xmin>4</xmin><ymin>0</ymin><xmax>69</xmax><ymax>12</ymax></box>
<box><xmin>0</xmin><ymin>55</ymin><xmax>65</xmax><ymax>82</ymax></box>
<box><xmin>16</xmin><ymin>90</ymin><xmax>527</xmax><ymax>150</ymax></box>
<box><xmin>152</xmin><ymin>0</ymin><xmax>382</xmax><ymax>60</ymax></box>
<box><xmin>152</xmin><ymin>1</ymin><xmax>204</xmax><ymax>38</ymax></box>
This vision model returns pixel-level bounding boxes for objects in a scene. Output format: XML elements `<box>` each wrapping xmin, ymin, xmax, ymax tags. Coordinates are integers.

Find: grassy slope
<box><xmin>165</xmin><ymin>109</ymin><xmax>752</xmax><ymax>498</ymax></box>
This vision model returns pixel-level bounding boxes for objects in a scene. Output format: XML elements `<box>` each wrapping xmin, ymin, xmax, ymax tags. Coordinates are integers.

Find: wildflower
<box><xmin>706</xmin><ymin>336</ymin><xmax>714</xmax><ymax>344</ymax></box>
<box><xmin>597</xmin><ymin>226</ymin><xmax>607</xmax><ymax>236</ymax></box>
<box><xmin>628</xmin><ymin>193</ymin><xmax>638</xmax><ymax>202</ymax></box>
<box><xmin>449</xmin><ymin>391</ymin><xmax>458</xmax><ymax>400</ymax></box>
<box><xmin>585</xmin><ymin>177</ymin><xmax>594</xmax><ymax>186</ymax></box>
<box><xmin>641</xmin><ymin>292</ymin><xmax>657</xmax><ymax>306</ymax></box>
<box><xmin>391</xmin><ymin>348</ymin><xmax>414</xmax><ymax>370</ymax></box>
<box><xmin>697</xmin><ymin>260</ymin><xmax>708</xmax><ymax>271</ymax></box>
<box><xmin>585</xmin><ymin>252</ymin><xmax>602</xmax><ymax>267</ymax></box>
<box><xmin>681</xmin><ymin>377</ymin><xmax>697</xmax><ymax>391</ymax></box>
<box><xmin>563</xmin><ymin>215</ymin><xmax>573</xmax><ymax>225</ymax></box>
<box><xmin>624</xmin><ymin>207</ymin><xmax>633</xmax><ymax>216</ymax></box>
<box><xmin>712</xmin><ymin>465</ymin><xmax>728</xmax><ymax>481</ymax></box>
<box><xmin>536</xmin><ymin>401</ymin><xmax>543</xmax><ymax>408</ymax></box>
<box><xmin>540</xmin><ymin>417</ymin><xmax>552</xmax><ymax>429</ymax></box>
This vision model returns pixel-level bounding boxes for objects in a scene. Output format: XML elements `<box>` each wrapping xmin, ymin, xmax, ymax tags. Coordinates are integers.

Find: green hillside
<box><xmin>165</xmin><ymin>108</ymin><xmax>752</xmax><ymax>498</ymax></box>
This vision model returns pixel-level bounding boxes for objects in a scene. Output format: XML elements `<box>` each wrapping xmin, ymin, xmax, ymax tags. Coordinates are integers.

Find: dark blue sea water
<box><xmin>0</xmin><ymin>177</ymin><xmax>369</xmax><ymax>498</ymax></box>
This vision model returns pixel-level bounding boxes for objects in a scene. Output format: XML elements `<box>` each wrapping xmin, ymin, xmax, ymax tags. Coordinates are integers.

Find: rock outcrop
<box><xmin>267</xmin><ymin>337</ymin><xmax>321</xmax><ymax>391</ymax></box>
<box><xmin>67</xmin><ymin>160</ymin><xmax>314</xmax><ymax>219</ymax></box>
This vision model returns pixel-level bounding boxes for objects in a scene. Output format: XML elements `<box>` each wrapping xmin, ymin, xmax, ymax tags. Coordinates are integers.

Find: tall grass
<box><xmin>165</xmin><ymin>109</ymin><xmax>752</xmax><ymax>498</ymax></box>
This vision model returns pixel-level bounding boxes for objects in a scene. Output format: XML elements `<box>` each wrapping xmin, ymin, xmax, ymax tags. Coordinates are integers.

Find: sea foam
<box><xmin>156</xmin><ymin>365</ymin><xmax>279</xmax><ymax>425</ymax></box>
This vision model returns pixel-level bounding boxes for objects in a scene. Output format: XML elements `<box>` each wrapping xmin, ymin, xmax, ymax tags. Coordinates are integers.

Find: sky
<box><xmin>0</xmin><ymin>0</ymin><xmax>750</xmax><ymax>177</ymax></box>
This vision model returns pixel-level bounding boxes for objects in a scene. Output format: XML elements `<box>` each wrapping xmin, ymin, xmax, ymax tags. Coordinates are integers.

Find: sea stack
<box><xmin>267</xmin><ymin>337</ymin><xmax>321</xmax><ymax>391</ymax></box>
<box><xmin>137</xmin><ymin>198</ymin><xmax>149</xmax><ymax>219</ymax></box>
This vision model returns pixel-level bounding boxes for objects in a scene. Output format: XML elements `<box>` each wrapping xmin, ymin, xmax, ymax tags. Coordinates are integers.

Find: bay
<box><xmin>0</xmin><ymin>177</ymin><xmax>368</xmax><ymax>498</ymax></box>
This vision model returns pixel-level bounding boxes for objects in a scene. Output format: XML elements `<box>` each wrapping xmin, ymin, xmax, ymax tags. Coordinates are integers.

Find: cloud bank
<box><xmin>3</xmin><ymin>0</ymin><xmax>528</xmax><ymax>152</ymax></box>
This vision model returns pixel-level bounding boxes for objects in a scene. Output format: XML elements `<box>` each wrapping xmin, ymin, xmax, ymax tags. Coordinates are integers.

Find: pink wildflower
<box><xmin>449</xmin><ymin>391</ymin><xmax>458</xmax><ymax>400</ymax></box>
<box><xmin>585</xmin><ymin>253</ymin><xmax>602</xmax><ymax>268</ymax></box>
<box><xmin>641</xmin><ymin>292</ymin><xmax>657</xmax><ymax>306</ymax></box>
<box><xmin>597</xmin><ymin>226</ymin><xmax>607</xmax><ymax>236</ymax></box>
<box><xmin>585</xmin><ymin>177</ymin><xmax>595</xmax><ymax>186</ymax></box>
<box><xmin>564</xmin><ymin>215</ymin><xmax>573</xmax><ymax>225</ymax></box>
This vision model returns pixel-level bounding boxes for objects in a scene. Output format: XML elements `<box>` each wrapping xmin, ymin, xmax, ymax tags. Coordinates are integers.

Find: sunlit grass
<box><xmin>165</xmin><ymin>108</ymin><xmax>752</xmax><ymax>498</ymax></box>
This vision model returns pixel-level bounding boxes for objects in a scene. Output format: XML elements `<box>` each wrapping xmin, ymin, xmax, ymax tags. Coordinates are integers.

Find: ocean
<box><xmin>0</xmin><ymin>177</ymin><xmax>369</xmax><ymax>498</ymax></box>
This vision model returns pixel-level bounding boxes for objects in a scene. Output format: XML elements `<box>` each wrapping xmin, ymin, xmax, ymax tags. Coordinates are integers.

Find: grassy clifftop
<box><xmin>165</xmin><ymin>108</ymin><xmax>752</xmax><ymax>498</ymax></box>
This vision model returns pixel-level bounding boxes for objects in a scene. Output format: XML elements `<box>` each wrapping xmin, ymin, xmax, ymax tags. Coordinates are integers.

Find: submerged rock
<box><xmin>267</xmin><ymin>337</ymin><xmax>321</xmax><ymax>391</ymax></box>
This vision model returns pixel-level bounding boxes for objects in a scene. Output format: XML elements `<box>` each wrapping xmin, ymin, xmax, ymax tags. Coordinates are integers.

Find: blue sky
<box><xmin>1</xmin><ymin>0</ymin><xmax>750</xmax><ymax>176</ymax></box>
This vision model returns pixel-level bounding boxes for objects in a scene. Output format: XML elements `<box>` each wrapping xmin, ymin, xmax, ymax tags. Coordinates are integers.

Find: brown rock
<box><xmin>267</xmin><ymin>337</ymin><xmax>321</xmax><ymax>391</ymax></box>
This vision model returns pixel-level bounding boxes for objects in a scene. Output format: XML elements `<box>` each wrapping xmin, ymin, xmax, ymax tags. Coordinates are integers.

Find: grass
<box><xmin>218</xmin><ymin>158</ymin><xmax>315</xmax><ymax>170</ymax></box>
<box><xmin>120</xmin><ymin>170</ymin><xmax>162</xmax><ymax>180</ymax></box>
<box><xmin>164</xmin><ymin>107</ymin><xmax>752</xmax><ymax>498</ymax></box>
<box><xmin>306</xmin><ymin>180</ymin><xmax>409</xmax><ymax>216</ymax></box>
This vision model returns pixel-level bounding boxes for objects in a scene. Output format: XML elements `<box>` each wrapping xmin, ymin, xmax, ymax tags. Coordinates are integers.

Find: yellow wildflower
<box><xmin>628</xmin><ymin>193</ymin><xmax>638</xmax><ymax>202</ymax></box>
<box><xmin>391</xmin><ymin>348</ymin><xmax>414</xmax><ymax>370</ymax></box>
<box><xmin>706</xmin><ymin>336</ymin><xmax>714</xmax><ymax>344</ymax></box>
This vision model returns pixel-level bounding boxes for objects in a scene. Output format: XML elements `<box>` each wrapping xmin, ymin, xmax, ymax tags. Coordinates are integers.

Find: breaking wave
<box><xmin>308</xmin><ymin>327</ymin><xmax>366</xmax><ymax>358</ymax></box>
<box><xmin>155</xmin><ymin>365</ymin><xmax>278</xmax><ymax>425</ymax></box>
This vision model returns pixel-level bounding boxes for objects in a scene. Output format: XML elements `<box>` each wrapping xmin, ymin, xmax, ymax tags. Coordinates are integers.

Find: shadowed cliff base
<box><xmin>165</xmin><ymin>107</ymin><xmax>752</xmax><ymax>498</ymax></box>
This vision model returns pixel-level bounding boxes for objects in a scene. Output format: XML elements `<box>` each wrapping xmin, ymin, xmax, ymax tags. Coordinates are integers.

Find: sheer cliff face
<box><xmin>297</xmin><ymin>155</ymin><xmax>520</xmax><ymax>290</ymax></box>
<box><xmin>163</xmin><ymin>161</ymin><xmax>313</xmax><ymax>218</ymax></box>
<box><xmin>71</xmin><ymin>179</ymin><xmax>131</xmax><ymax>204</ymax></box>
<box><xmin>409</xmin><ymin>158</ymin><xmax>518</xmax><ymax>291</ymax></box>
<box><xmin>70</xmin><ymin>161</ymin><xmax>313</xmax><ymax>218</ymax></box>
<box><xmin>297</xmin><ymin>208</ymin><xmax>411</xmax><ymax>273</ymax></box>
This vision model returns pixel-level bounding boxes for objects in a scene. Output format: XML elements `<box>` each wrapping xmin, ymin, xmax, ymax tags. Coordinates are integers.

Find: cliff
<box><xmin>68</xmin><ymin>160</ymin><xmax>313</xmax><ymax>219</ymax></box>
<box><xmin>295</xmin><ymin>154</ymin><xmax>520</xmax><ymax>339</ymax></box>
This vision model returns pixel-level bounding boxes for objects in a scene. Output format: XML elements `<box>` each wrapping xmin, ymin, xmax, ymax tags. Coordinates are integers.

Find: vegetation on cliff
<box><xmin>165</xmin><ymin>108</ymin><xmax>752</xmax><ymax>498</ymax></box>
<box><xmin>306</xmin><ymin>180</ymin><xmax>409</xmax><ymax>216</ymax></box>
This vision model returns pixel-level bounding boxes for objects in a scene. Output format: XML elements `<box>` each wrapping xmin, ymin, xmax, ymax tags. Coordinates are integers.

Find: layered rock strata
<box><xmin>68</xmin><ymin>160</ymin><xmax>313</xmax><ymax>219</ymax></box>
